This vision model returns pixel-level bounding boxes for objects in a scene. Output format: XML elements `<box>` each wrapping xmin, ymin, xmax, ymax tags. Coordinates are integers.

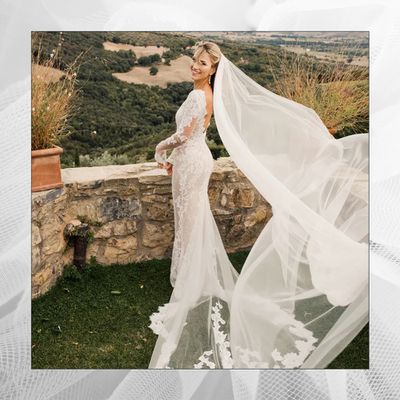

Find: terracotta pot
<box><xmin>32</xmin><ymin>145</ymin><xmax>64</xmax><ymax>192</ymax></box>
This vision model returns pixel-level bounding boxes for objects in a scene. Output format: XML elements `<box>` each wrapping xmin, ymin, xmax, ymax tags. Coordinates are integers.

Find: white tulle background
<box><xmin>1</xmin><ymin>0</ymin><xmax>399</xmax><ymax>398</ymax></box>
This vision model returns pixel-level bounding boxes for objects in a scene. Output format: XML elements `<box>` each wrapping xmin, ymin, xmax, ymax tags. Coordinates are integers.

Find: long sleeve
<box><xmin>165</xmin><ymin>149</ymin><xmax>176</xmax><ymax>165</ymax></box>
<box><xmin>155</xmin><ymin>90</ymin><xmax>205</xmax><ymax>165</ymax></box>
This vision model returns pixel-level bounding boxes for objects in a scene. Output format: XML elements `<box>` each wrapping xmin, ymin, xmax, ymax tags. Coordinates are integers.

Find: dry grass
<box><xmin>269</xmin><ymin>43</ymin><xmax>368</xmax><ymax>135</ymax></box>
<box><xmin>31</xmin><ymin>32</ymin><xmax>84</xmax><ymax>151</ymax></box>
<box><xmin>32</xmin><ymin>64</ymin><xmax>66</xmax><ymax>83</ymax></box>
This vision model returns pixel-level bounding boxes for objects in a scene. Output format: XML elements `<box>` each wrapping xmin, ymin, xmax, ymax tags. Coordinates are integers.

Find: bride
<box><xmin>149</xmin><ymin>41</ymin><xmax>368</xmax><ymax>369</ymax></box>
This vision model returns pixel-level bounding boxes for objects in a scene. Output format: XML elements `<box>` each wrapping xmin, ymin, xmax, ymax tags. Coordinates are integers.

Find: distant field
<box><xmin>103</xmin><ymin>41</ymin><xmax>169</xmax><ymax>58</ymax></box>
<box><xmin>282</xmin><ymin>45</ymin><xmax>368</xmax><ymax>67</ymax></box>
<box><xmin>185</xmin><ymin>32</ymin><xmax>368</xmax><ymax>67</ymax></box>
<box><xmin>103</xmin><ymin>41</ymin><xmax>193</xmax><ymax>87</ymax></box>
<box><xmin>112</xmin><ymin>54</ymin><xmax>193</xmax><ymax>88</ymax></box>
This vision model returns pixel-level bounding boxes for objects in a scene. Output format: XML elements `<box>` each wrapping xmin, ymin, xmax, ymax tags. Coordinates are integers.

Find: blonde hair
<box><xmin>193</xmin><ymin>41</ymin><xmax>222</xmax><ymax>90</ymax></box>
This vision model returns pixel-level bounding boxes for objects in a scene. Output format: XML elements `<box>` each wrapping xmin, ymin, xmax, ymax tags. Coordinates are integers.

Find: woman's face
<box><xmin>191</xmin><ymin>51</ymin><xmax>215</xmax><ymax>83</ymax></box>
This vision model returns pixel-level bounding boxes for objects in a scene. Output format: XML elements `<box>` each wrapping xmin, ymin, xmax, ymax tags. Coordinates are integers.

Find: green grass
<box><xmin>32</xmin><ymin>251</ymin><xmax>368</xmax><ymax>369</ymax></box>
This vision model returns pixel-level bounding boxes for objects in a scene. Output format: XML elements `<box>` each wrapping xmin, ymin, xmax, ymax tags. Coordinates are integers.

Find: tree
<box><xmin>138</xmin><ymin>56</ymin><xmax>152</xmax><ymax>66</ymax></box>
<box><xmin>150</xmin><ymin>66</ymin><xmax>158</xmax><ymax>75</ymax></box>
<box><xmin>150</xmin><ymin>54</ymin><xmax>161</xmax><ymax>63</ymax></box>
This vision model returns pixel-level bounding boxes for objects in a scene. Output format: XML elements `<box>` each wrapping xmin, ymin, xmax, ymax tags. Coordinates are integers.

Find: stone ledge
<box><xmin>32</xmin><ymin>157</ymin><xmax>272</xmax><ymax>299</ymax></box>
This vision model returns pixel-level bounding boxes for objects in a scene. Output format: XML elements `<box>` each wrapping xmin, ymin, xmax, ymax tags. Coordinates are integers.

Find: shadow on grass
<box><xmin>32</xmin><ymin>251</ymin><xmax>368</xmax><ymax>369</ymax></box>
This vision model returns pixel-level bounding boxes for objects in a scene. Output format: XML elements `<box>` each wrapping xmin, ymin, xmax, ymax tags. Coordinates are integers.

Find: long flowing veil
<box><xmin>213</xmin><ymin>53</ymin><xmax>368</xmax><ymax>368</ymax></box>
<box><xmin>149</xmin><ymin>52</ymin><xmax>368</xmax><ymax>369</ymax></box>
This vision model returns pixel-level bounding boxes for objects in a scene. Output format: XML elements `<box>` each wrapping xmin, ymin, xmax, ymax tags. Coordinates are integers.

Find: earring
<box><xmin>208</xmin><ymin>75</ymin><xmax>211</xmax><ymax>84</ymax></box>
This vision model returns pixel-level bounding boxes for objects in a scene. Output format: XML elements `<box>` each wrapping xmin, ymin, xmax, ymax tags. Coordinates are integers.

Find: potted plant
<box><xmin>31</xmin><ymin>32</ymin><xmax>81</xmax><ymax>192</ymax></box>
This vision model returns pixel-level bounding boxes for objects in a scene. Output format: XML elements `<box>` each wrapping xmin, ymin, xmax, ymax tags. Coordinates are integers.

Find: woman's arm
<box><xmin>154</xmin><ymin>116</ymin><xmax>198</xmax><ymax>164</ymax></box>
<box><xmin>154</xmin><ymin>90</ymin><xmax>204</xmax><ymax>165</ymax></box>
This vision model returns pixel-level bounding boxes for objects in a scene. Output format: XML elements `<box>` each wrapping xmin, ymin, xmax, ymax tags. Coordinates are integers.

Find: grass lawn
<box><xmin>32</xmin><ymin>251</ymin><xmax>368</xmax><ymax>369</ymax></box>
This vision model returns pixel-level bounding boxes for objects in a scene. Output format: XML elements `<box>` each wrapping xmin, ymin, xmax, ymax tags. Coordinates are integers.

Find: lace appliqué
<box><xmin>153</xmin><ymin>90</ymin><xmax>210</xmax><ymax>287</ymax></box>
<box><xmin>149</xmin><ymin>304</ymin><xmax>170</xmax><ymax>339</ymax></box>
<box><xmin>169</xmin><ymin>176</ymin><xmax>206</xmax><ymax>288</ymax></box>
<box><xmin>148</xmin><ymin>303</ymin><xmax>180</xmax><ymax>368</ymax></box>
<box><xmin>193</xmin><ymin>300</ymin><xmax>233</xmax><ymax>369</ymax></box>
<box><xmin>192</xmin><ymin>301</ymin><xmax>318</xmax><ymax>369</ymax></box>
<box><xmin>149</xmin><ymin>89</ymin><xmax>216</xmax><ymax>368</ymax></box>
<box><xmin>151</xmin><ymin>300</ymin><xmax>318</xmax><ymax>369</ymax></box>
<box><xmin>211</xmin><ymin>301</ymin><xmax>234</xmax><ymax>368</ymax></box>
<box><xmin>270</xmin><ymin>321</ymin><xmax>318</xmax><ymax>368</ymax></box>
<box><xmin>234</xmin><ymin>346</ymin><xmax>270</xmax><ymax>368</ymax></box>
<box><xmin>234</xmin><ymin>319</ymin><xmax>318</xmax><ymax>369</ymax></box>
<box><xmin>154</xmin><ymin>90</ymin><xmax>207</xmax><ymax>164</ymax></box>
<box><xmin>194</xmin><ymin>350</ymin><xmax>215</xmax><ymax>369</ymax></box>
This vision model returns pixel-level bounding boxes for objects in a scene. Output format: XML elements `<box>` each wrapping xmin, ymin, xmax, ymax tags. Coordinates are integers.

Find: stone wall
<box><xmin>32</xmin><ymin>158</ymin><xmax>272</xmax><ymax>299</ymax></box>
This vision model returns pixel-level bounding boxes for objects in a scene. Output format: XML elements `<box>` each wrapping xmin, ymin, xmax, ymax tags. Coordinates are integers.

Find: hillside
<box><xmin>32</xmin><ymin>32</ymin><xmax>368</xmax><ymax>168</ymax></box>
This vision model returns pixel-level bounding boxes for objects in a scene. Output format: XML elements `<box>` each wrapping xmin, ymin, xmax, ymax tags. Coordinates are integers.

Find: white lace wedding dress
<box><xmin>154</xmin><ymin>89</ymin><xmax>222</xmax><ymax>287</ymax></box>
<box><xmin>149</xmin><ymin>53</ymin><xmax>368</xmax><ymax>370</ymax></box>
<box><xmin>151</xmin><ymin>88</ymin><xmax>239</xmax><ymax>368</ymax></box>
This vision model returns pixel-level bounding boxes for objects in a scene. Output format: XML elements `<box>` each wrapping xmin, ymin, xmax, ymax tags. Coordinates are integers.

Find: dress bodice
<box><xmin>175</xmin><ymin>89</ymin><xmax>208</xmax><ymax>141</ymax></box>
<box><xmin>154</xmin><ymin>89</ymin><xmax>211</xmax><ymax>165</ymax></box>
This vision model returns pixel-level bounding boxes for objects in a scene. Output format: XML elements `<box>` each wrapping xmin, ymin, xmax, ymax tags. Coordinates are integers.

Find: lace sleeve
<box><xmin>155</xmin><ymin>90</ymin><xmax>204</xmax><ymax>164</ymax></box>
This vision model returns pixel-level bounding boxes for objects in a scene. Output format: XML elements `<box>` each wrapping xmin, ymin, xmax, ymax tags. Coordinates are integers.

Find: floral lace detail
<box><xmin>153</xmin><ymin>89</ymin><xmax>212</xmax><ymax>287</ymax></box>
<box><xmin>192</xmin><ymin>300</ymin><xmax>233</xmax><ymax>369</ymax></box>
<box><xmin>234</xmin><ymin>346</ymin><xmax>270</xmax><ymax>368</ymax></box>
<box><xmin>153</xmin><ymin>90</ymin><xmax>213</xmax><ymax>288</ymax></box>
<box><xmin>148</xmin><ymin>303</ymin><xmax>180</xmax><ymax>368</ymax></box>
<box><xmin>150</xmin><ymin>89</ymin><xmax>217</xmax><ymax>368</ymax></box>
<box><xmin>152</xmin><ymin>299</ymin><xmax>318</xmax><ymax>369</ymax></box>
<box><xmin>194</xmin><ymin>350</ymin><xmax>215</xmax><ymax>369</ymax></box>
<box><xmin>235</xmin><ymin>319</ymin><xmax>318</xmax><ymax>369</ymax></box>
<box><xmin>271</xmin><ymin>320</ymin><xmax>319</xmax><ymax>368</ymax></box>
<box><xmin>148</xmin><ymin>303</ymin><xmax>179</xmax><ymax>339</ymax></box>
<box><xmin>154</xmin><ymin>89</ymin><xmax>207</xmax><ymax>165</ymax></box>
<box><xmin>169</xmin><ymin>173</ymin><xmax>207</xmax><ymax>289</ymax></box>
<box><xmin>193</xmin><ymin>300</ymin><xmax>318</xmax><ymax>369</ymax></box>
<box><xmin>211</xmin><ymin>301</ymin><xmax>234</xmax><ymax>368</ymax></box>
<box><xmin>149</xmin><ymin>304</ymin><xmax>170</xmax><ymax>339</ymax></box>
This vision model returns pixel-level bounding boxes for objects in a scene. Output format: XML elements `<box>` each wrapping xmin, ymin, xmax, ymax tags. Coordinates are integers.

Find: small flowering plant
<box><xmin>31</xmin><ymin>32</ymin><xmax>83</xmax><ymax>151</ymax></box>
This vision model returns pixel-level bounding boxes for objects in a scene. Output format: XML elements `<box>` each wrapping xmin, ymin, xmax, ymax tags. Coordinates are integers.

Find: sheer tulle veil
<box><xmin>213</xmin><ymin>52</ymin><xmax>368</xmax><ymax>368</ymax></box>
<box><xmin>149</xmin><ymin>51</ymin><xmax>368</xmax><ymax>369</ymax></box>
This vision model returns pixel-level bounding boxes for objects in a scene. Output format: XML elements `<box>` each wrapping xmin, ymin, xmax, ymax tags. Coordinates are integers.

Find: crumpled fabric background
<box><xmin>0</xmin><ymin>0</ymin><xmax>399</xmax><ymax>398</ymax></box>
